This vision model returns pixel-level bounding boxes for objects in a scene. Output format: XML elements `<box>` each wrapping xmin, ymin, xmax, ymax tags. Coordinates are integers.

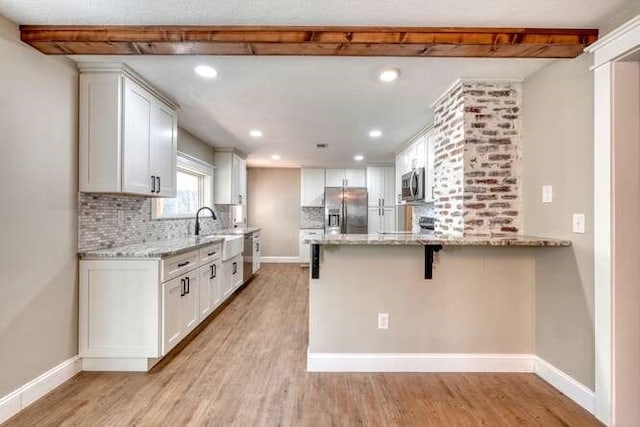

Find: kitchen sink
<box><xmin>221</xmin><ymin>235</ymin><xmax>244</xmax><ymax>261</ymax></box>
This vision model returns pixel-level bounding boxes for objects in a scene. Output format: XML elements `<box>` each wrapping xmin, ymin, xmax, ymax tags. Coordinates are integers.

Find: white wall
<box><xmin>522</xmin><ymin>54</ymin><xmax>595</xmax><ymax>389</ymax></box>
<box><xmin>246</xmin><ymin>168</ymin><xmax>301</xmax><ymax>257</ymax></box>
<box><xmin>0</xmin><ymin>15</ymin><xmax>79</xmax><ymax>396</ymax></box>
<box><xmin>178</xmin><ymin>127</ymin><xmax>214</xmax><ymax>165</ymax></box>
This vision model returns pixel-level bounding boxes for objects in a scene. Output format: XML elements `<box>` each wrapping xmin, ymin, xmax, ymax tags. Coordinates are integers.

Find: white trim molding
<box><xmin>534</xmin><ymin>357</ymin><xmax>595</xmax><ymax>415</ymax></box>
<box><xmin>586</xmin><ymin>13</ymin><xmax>640</xmax><ymax>426</ymax></box>
<box><xmin>587</xmin><ymin>15</ymin><xmax>640</xmax><ymax>68</ymax></box>
<box><xmin>260</xmin><ymin>256</ymin><xmax>301</xmax><ymax>264</ymax></box>
<box><xmin>307</xmin><ymin>351</ymin><xmax>535</xmax><ymax>373</ymax></box>
<box><xmin>0</xmin><ymin>356</ymin><xmax>81</xmax><ymax>424</ymax></box>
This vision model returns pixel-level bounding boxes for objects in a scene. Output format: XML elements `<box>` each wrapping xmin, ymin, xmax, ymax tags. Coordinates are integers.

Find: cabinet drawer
<box><xmin>199</xmin><ymin>243</ymin><xmax>222</xmax><ymax>264</ymax></box>
<box><xmin>161</xmin><ymin>250</ymin><xmax>199</xmax><ymax>282</ymax></box>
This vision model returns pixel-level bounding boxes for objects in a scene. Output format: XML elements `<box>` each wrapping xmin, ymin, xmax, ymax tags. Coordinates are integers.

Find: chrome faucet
<box><xmin>195</xmin><ymin>207</ymin><xmax>217</xmax><ymax>236</ymax></box>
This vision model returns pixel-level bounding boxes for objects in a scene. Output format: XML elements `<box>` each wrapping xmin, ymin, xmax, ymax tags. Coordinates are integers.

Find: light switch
<box><xmin>542</xmin><ymin>185</ymin><xmax>553</xmax><ymax>203</ymax></box>
<box><xmin>572</xmin><ymin>214</ymin><xmax>585</xmax><ymax>234</ymax></box>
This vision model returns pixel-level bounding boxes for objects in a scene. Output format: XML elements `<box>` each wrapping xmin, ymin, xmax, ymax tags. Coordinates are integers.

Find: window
<box><xmin>153</xmin><ymin>153</ymin><xmax>214</xmax><ymax>219</ymax></box>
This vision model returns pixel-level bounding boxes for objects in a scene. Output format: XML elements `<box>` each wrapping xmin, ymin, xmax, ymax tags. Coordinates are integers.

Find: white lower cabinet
<box><xmin>300</xmin><ymin>229</ymin><xmax>325</xmax><ymax>263</ymax></box>
<box><xmin>80</xmin><ymin>241</ymin><xmax>240</xmax><ymax>372</ymax></box>
<box><xmin>222</xmin><ymin>254</ymin><xmax>244</xmax><ymax>297</ymax></box>
<box><xmin>368</xmin><ymin>207</ymin><xmax>396</xmax><ymax>233</ymax></box>
<box><xmin>198</xmin><ymin>260</ymin><xmax>221</xmax><ymax>322</ymax></box>
<box><xmin>163</xmin><ymin>275</ymin><xmax>185</xmax><ymax>355</ymax></box>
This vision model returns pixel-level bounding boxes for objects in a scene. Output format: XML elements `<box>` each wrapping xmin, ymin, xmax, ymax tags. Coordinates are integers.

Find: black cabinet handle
<box><xmin>232</xmin><ymin>262</ymin><xmax>237</xmax><ymax>274</ymax></box>
<box><xmin>151</xmin><ymin>175</ymin><xmax>156</xmax><ymax>193</ymax></box>
<box><xmin>180</xmin><ymin>278</ymin><xmax>185</xmax><ymax>297</ymax></box>
<box><xmin>177</xmin><ymin>261</ymin><xmax>190</xmax><ymax>268</ymax></box>
<box><xmin>186</xmin><ymin>276</ymin><xmax>190</xmax><ymax>294</ymax></box>
<box><xmin>207</xmin><ymin>251</ymin><xmax>217</xmax><ymax>257</ymax></box>
<box><xmin>213</xmin><ymin>264</ymin><xmax>217</xmax><ymax>278</ymax></box>
<box><xmin>256</xmin><ymin>242</ymin><xmax>260</xmax><ymax>252</ymax></box>
<box><xmin>156</xmin><ymin>176</ymin><xmax>161</xmax><ymax>193</ymax></box>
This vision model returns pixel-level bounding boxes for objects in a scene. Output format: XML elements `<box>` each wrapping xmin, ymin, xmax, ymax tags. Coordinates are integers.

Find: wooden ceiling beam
<box><xmin>19</xmin><ymin>25</ymin><xmax>598</xmax><ymax>58</ymax></box>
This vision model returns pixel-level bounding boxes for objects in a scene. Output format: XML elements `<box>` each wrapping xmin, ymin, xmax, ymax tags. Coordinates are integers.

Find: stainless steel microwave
<box><xmin>401</xmin><ymin>168</ymin><xmax>425</xmax><ymax>202</ymax></box>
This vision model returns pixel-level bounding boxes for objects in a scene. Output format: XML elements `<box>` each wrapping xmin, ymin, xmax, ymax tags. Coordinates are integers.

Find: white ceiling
<box><xmin>73</xmin><ymin>55</ymin><xmax>552</xmax><ymax>167</ymax></box>
<box><xmin>0</xmin><ymin>0</ymin><xmax>629</xmax><ymax>27</ymax></box>
<box><xmin>1</xmin><ymin>0</ymin><xmax>631</xmax><ymax>167</ymax></box>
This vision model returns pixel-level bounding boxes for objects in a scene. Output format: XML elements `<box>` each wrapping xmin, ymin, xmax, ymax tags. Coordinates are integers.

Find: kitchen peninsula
<box><xmin>305</xmin><ymin>233</ymin><xmax>572</xmax><ymax>372</ymax></box>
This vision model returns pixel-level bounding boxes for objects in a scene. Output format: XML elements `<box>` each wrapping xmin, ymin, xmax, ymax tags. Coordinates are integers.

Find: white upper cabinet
<box><xmin>366</xmin><ymin>166</ymin><xmax>395</xmax><ymax>207</ymax></box>
<box><xmin>345</xmin><ymin>169</ymin><xmax>366</xmax><ymax>187</ymax></box>
<box><xmin>79</xmin><ymin>64</ymin><xmax>178</xmax><ymax>197</ymax></box>
<box><xmin>325</xmin><ymin>169</ymin><xmax>346</xmax><ymax>187</ymax></box>
<box><xmin>424</xmin><ymin>128</ymin><xmax>436</xmax><ymax>203</ymax></box>
<box><xmin>325</xmin><ymin>168</ymin><xmax>366</xmax><ymax>187</ymax></box>
<box><xmin>301</xmin><ymin>168</ymin><xmax>326</xmax><ymax>207</ymax></box>
<box><xmin>150</xmin><ymin>103</ymin><xmax>178</xmax><ymax>197</ymax></box>
<box><xmin>395</xmin><ymin>126</ymin><xmax>435</xmax><ymax>204</ymax></box>
<box><xmin>214</xmin><ymin>151</ymin><xmax>246</xmax><ymax>205</ymax></box>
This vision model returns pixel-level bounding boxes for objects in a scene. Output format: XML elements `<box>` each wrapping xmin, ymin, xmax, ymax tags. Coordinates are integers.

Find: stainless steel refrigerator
<box><xmin>324</xmin><ymin>187</ymin><xmax>368</xmax><ymax>234</ymax></box>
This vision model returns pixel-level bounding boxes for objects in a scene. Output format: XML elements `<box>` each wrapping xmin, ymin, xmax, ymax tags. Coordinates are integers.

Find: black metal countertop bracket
<box><xmin>424</xmin><ymin>245</ymin><xmax>443</xmax><ymax>280</ymax></box>
<box><xmin>311</xmin><ymin>244</ymin><xmax>320</xmax><ymax>279</ymax></box>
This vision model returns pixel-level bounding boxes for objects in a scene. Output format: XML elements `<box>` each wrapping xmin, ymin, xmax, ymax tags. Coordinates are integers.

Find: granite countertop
<box><xmin>206</xmin><ymin>226</ymin><xmax>261</xmax><ymax>236</ymax></box>
<box><xmin>302</xmin><ymin>233</ymin><xmax>572</xmax><ymax>247</ymax></box>
<box><xmin>79</xmin><ymin>235</ymin><xmax>226</xmax><ymax>259</ymax></box>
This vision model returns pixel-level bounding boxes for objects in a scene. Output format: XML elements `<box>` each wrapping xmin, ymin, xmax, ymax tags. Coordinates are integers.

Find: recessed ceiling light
<box><xmin>379</xmin><ymin>68</ymin><xmax>400</xmax><ymax>82</ymax></box>
<box><xmin>271</xmin><ymin>154</ymin><xmax>281</xmax><ymax>161</ymax></box>
<box><xmin>194</xmin><ymin>65</ymin><xmax>218</xmax><ymax>78</ymax></box>
<box><xmin>249</xmin><ymin>130</ymin><xmax>263</xmax><ymax>138</ymax></box>
<box><xmin>369</xmin><ymin>129</ymin><xmax>382</xmax><ymax>138</ymax></box>
<box><xmin>354</xmin><ymin>155</ymin><xmax>364</xmax><ymax>161</ymax></box>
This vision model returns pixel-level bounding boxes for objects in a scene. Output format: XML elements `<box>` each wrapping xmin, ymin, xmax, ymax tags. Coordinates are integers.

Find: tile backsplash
<box><xmin>301</xmin><ymin>207</ymin><xmax>324</xmax><ymax>229</ymax></box>
<box><xmin>411</xmin><ymin>203</ymin><xmax>436</xmax><ymax>232</ymax></box>
<box><xmin>78</xmin><ymin>193</ymin><xmax>231</xmax><ymax>252</ymax></box>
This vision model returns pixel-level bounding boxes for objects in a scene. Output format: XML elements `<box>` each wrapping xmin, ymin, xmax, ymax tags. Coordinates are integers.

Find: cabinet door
<box><xmin>221</xmin><ymin>260</ymin><xmax>234</xmax><ymax>299</ymax></box>
<box><xmin>162</xmin><ymin>276</ymin><xmax>184</xmax><ymax>355</ymax></box>
<box><xmin>383</xmin><ymin>167</ymin><xmax>396</xmax><ymax>207</ymax></box>
<box><xmin>381</xmin><ymin>208</ymin><xmax>395</xmax><ymax>232</ymax></box>
<box><xmin>325</xmin><ymin>169</ymin><xmax>346</xmax><ymax>187</ymax></box>
<box><xmin>366</xmin><ymin>167</ymin><xmax>384</xmax><ymax>207</ymax></box>
<box><xmin>252</xmin><ymin>238</ymin><xmax>261</xmax><ymax>274</ymax></box>
<box><xmin>345</xmin><ymin>169</ymin><xmax>366</xmax><ymax>187</ymax></box>
<box><xmin>301</xmin><ymin>168</ymin><xmax>326</xmax><ymax>207</ymax></box>
<box><xmin>300</xmin><ymin>235</ymin><xmax>311</xmax><ymax>263</ymax></box>
<box><xmin>425</xmin><ymin>130</ymin><xmax>436</xmax><ymax>202</ymax></box>
<box><xmin>214</xmin><ymin>152</ymin><xmax>233</xmax><ymax>204</ymax></box>
<box><xmin>122</xmin><ymin>78</ymin><xmax>152</xmax><ymax>195</ymax></box>
<box><xmin>367</xmin><ymin>207</ymin><xmax>380</xmax><ymax>233</ymax></box>
<box><xmin>414</xmin><ymin>135</ymin><xmax>426</xmax><ymax>169</ymax></box>
<box><xmin>150</xmin><ymin>102</ymin><xmax>177</xmax><ymax>197</ymax></box>
<box><xmin>182</xmin><ymin>272</ymin><xmax>199</xmax><ymax>334</ymax></box>
<box><xmin>211</xmin><ymin>261</ymin><xmax>221</xmax><ymax>308</ymax></box>
<box><xmin>232</xmin><ymin>256</ymin><xmax>243</xmax><ymax>290</ymax></box>
<box><xmin>231</xmin><ymin>154</ymin><xmax>241</xmax><ymax>204</ymax></box>
<box><xmin>198</xmin><ymin>265</ymin><xmax>213</xmax><ymax>321</ymax></box>
<box><xmin>235</xmin><ymin>156</ymin><xmax>246</xmax><ymax>206</ymax></box>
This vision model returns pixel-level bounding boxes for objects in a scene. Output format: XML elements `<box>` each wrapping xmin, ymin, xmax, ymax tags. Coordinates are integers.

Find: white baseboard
<box><xmin>82</xmin><ymin>357</ymin><xmax>150</xmax><ymax>372</ymax></box>
<box><xmin>534</xmin><ymin>356</ymin><xmax>595</xmax><ymax>414</ymax></box>
<box><xmin>260</xmin><ymin>256</ymin><xmax>301</xmax><ymax>264</ymax></box>
<box><xmin>0</xmin><ymin>355</ymin><xmax>81</xmax><ymax>424</ymax></box>
<box><xmin>307</xmin><ymin>351</ymin><xmax>535</xmax><ymax>373</ymax></box>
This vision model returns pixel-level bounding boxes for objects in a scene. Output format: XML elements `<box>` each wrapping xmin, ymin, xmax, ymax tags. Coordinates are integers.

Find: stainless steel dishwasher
<box><xmin>243</xmin><ymin>230</ymin><xmax>261</xmax><ymax>282</ymax></box>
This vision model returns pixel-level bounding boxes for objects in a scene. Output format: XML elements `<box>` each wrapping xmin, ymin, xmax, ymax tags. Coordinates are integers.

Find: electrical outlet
<box><xmin>542</xmin><ymin>185</ymin><xmax>553</xmax><ymax>203</ymax></box>
<box><xmin>117</xmin><ymin>210</ymin><xmax>125</xmax><ymax>226</ymax></box>
<box><xmin>378</xmin><ymin>313</ymin><xmax>389</xmax><ymax>330</ymax></box>
<box><xmin>572</xmin><ymin>214</ymin><xmax>585</xmax><ymax>234</ymax></box>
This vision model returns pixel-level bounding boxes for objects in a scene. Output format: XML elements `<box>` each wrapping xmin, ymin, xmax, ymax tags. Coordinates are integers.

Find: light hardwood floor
<box><xmin>4</xmin><ymin>264</ymin><xmax>601</xmax><ymax>426</ymax></box>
